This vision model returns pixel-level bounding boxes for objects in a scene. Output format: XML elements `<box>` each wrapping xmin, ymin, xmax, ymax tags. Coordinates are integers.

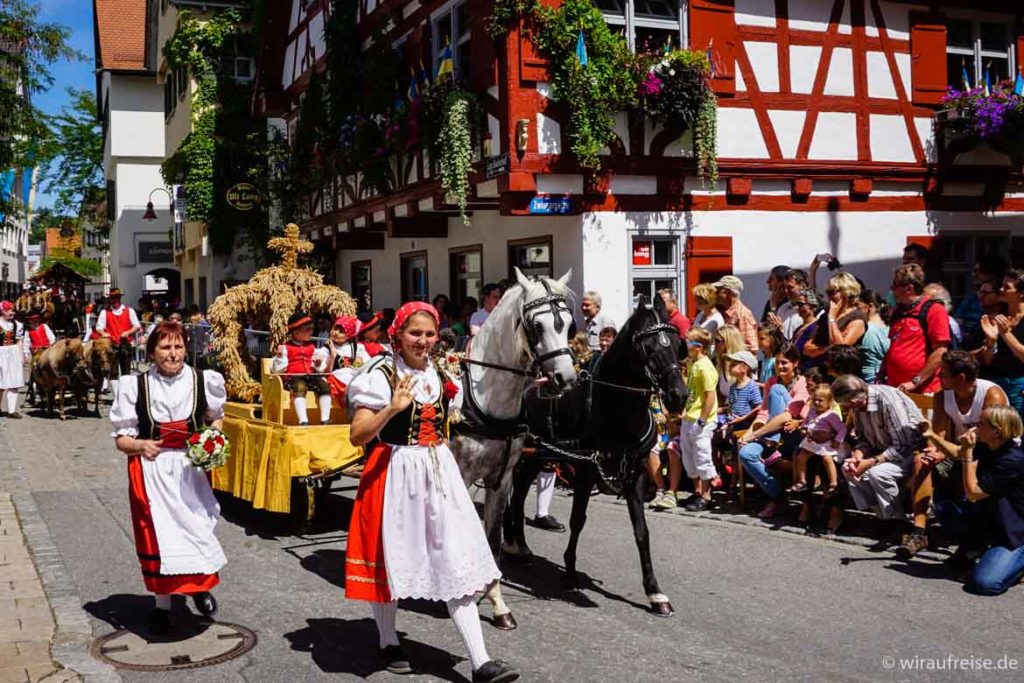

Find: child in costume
<box><xmin>271</xmin><ymin>311</ymin><xmax>332</xmax><ymax>425</ymax></box>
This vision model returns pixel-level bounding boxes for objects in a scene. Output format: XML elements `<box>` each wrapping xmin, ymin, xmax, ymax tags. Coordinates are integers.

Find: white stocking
<box><xmin>371</xmin><ymin>601</ymin><xmax>400</xmax><ymax>648</ymax></box>
<box><xmin>318</xmin><ymin>394</ymin><xmax>332</xmax><ymax>424</ymax></box>
<box><xmin>536</xmin><ymin>470</ymin><xmax>555</xmax><ymax>518</ymax></box>
<box><xmin>293</xmin><ymin>395</ymin><xmax>309</xmax><ymax>425</ymax></box>
<box><xmin>5</xmin><ymin>389</ymin><xmax>18</xmax><ymax>414</ymax></box>
<box><xmin>447</xmin><ymin>595</ymin><xmax>489</xmax><ymax>670</ymax></box>
<box><xmin>110</xmin><ymin>378</ymin><xmax>119</xmax><ymax>397</ymax></box>
<box><xmin>154</xmin><ymin>594</ymin><xmax>172</xmax><ymax>610</ymax></box>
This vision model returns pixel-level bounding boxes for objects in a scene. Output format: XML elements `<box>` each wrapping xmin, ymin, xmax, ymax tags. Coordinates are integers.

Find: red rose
<box><xmin>189</xmin><ymin>433</ymin><xmax>201</xmax><ymax>445</ymax></box>
<box><xmin>443</xmin><ymin>380</ymin><xmax>459</xmax><ymax>400</ymax></box>
<box><xmin>215</xmin><ymin>436</ymin><xmax>225</xmax><ymax>446</ymax></box>
<box><xmin>203</xmin><ymin>440</ymin><xmax>216</xmax><ymax>454</ymax></box>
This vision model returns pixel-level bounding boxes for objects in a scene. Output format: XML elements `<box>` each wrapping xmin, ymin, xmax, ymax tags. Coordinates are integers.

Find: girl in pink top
<box><xmin>792</xmin><ymin>385</ymin><xmax>847</xmax><ymax>496</ymax></box>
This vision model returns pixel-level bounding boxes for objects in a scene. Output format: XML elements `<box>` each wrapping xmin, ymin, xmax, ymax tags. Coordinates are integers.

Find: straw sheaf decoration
<box><xmin>207</xmin><ymin>223</ymin><xmax>356</xmax><ymax>401</ymax></box>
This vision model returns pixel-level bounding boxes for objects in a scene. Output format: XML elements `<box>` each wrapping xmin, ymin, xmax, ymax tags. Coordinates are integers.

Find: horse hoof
<box><xmin>493</xmin><ymin>612</ymin><xmax>518</xmax><ymax>631</ymax></box>
<box><xmin>649</xmin><ymin>601</ymin><xmax>675</xmax><ymax>618</ymax></box>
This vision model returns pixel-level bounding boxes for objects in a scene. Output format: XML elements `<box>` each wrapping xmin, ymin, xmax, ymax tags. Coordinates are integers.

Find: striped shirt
<box><xmin>850</xmin><ymin>385</ymin><xmax>924</xmax><ymax>465</ymax></box>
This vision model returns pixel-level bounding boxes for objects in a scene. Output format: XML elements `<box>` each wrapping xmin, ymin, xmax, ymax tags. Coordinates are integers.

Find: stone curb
<box><xmin>1</xmin><ymin>423</ymin><xmax>121</xmax><ymax>683</ymax></box>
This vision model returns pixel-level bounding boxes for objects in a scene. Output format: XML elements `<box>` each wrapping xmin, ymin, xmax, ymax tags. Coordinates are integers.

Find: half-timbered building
<box><xmin>254</xmin><ymin>0</ymin><xmax>1024</xmax><ymax>323</ymax></box>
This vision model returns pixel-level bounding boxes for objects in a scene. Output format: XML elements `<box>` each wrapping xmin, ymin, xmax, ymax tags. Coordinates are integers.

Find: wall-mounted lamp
<box><xmin>515</xmin><ymin>119</ymin><xmax>530</xmax><ymax>155</ymax></box>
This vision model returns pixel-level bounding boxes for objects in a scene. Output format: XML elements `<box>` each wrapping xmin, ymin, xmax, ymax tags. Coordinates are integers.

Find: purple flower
<box><xmin>642</xmin><ymin>72</ymin><xmax>663</xmax><ymax>97</ymax></box>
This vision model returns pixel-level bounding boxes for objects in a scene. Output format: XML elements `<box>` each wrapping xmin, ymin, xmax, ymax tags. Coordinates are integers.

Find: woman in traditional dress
<box><xmin>110</xmin><ymin>321</ymin><xmax>228</xmax><ymax>634</ymax></box>
<box><xmin>0</xmin><ymin>300</ymin><xmax>27</xmax><ymax>418</ymax></box>
<box><xmin>345</xmin><ymin>302</ymin><xmax>517</xmax><ymax>683</ymax></box>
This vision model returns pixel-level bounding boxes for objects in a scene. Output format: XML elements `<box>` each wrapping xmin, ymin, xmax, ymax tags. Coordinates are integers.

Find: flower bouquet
<box><xmin>186</xmin><ymin>428</ymin><xmax>231</xmax><ymax>471</ymax></box>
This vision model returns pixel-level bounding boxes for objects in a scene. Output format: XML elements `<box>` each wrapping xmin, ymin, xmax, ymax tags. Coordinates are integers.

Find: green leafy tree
<box><xmin>0</xmin><ymin>0</ymin><xmax>80</xmax><ymax>221</ymax></box>
<box><xmin>38</xmin><ymin>88</ymin><xmax>104</xmax><ymax>215</ymax></box>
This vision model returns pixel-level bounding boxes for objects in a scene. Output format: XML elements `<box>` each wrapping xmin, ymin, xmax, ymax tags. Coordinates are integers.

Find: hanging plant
<box><xmin>420</xmin><ymin>80</ymin><xmax>483</xmax><ymax>224</ymax></box>
<box><xmin>940</xmin><ymin>83</ymin><xmax>1024</xmax><ymax>163</ymax></box>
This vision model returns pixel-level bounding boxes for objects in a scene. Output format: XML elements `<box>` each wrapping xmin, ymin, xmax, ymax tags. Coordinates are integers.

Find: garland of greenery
<box><xmin>419</xmin><ymin>80</ymin><xmax>482</xmax><ymax>224</ymax></box>
<box><xmin>490</xmin><ymin>0</ymin><xmax>718</xmax><ymax>185</ymax></box>
<box><xmin>160</xmin><ymin>9</ymin><xmax>241</xmax><ymax>225</ymax></box>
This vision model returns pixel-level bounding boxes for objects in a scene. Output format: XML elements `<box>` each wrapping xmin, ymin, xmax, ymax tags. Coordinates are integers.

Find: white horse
<box><xmin>452</xmin><ymin>267</ymin><xmax>576</xmax><ymax>630</ymax></box>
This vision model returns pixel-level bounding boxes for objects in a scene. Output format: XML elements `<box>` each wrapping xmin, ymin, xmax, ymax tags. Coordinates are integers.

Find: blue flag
<box><xmin>407</xmin><ymin>69</ymin><xmax>419</xmax><ymax>101</ymax></box>
<box><xmin>435</xmin><ymin>40</ymin><xmax>454</xmax><ymax>82</ymax></box>
<box><xmin>984</xmin><ymin>62</ymin><xmax>992</xmax><ymax>96</ymax></box>
<box><xmin>575</xmin><ymin>31</ymin><xmax>588</xmax><ymax>67</ymax></box>
<box><xmin>1015</xmin><ymin>68</ymin><xmax>1023</xmax><ymax>96</ymax></box>
<box><xmin>961</xmin><ymin>59</ymin><xmax>972</xmax><ymax>90</ymax></box>
<box><xmin>706</xmin><ymin>38</ymin><xmax>715</xmax><ymax>78</ymax></box>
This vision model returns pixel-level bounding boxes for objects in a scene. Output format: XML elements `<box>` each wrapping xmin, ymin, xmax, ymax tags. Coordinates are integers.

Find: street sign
<box><xmin>138</xmin><ymin>241</ymin><xmax>174</xmax><ymax>263</ymax></box>
<box><xmin>528</xmin><ymin>195</ymin><xmax>573</xmax><ymax>215</ymax></box>
<box><xmin>484</xmin><ymin>153</ymin><xmax>510</xmax><ymax>179</ymax></box>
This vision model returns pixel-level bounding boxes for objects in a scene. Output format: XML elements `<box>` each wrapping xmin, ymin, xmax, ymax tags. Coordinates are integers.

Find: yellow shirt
<box><xmin>684</xmin><ymin>355</ymin><xmax>719</xmax><ymax>421</ymax></box>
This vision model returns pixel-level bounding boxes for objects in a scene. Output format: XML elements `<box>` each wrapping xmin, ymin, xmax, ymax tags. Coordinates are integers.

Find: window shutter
<box><xmin>909</xmin><ymin>12</ymin><xmax>947</xmax><ymax>106</ymax></box>
<box><xmin>689</xmin><ymin>0</ymin><xmax>736</xmax><ymax>97</ymax></box>
<box><xmin>685</xmin><ymin>236</ymin><xmax>732</xmax><ymax>316</ymax></box>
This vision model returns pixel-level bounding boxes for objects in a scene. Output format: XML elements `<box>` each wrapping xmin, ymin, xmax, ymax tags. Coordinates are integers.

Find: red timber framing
<box><xmin>253</xmin><ymin>0</ymin><xmax>1024</xmax><ymax>234</ymax></box>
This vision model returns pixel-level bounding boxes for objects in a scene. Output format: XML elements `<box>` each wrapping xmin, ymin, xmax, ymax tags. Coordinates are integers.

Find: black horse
<box><xmin>506</xmin><ymin>296</ymin><xmax>687</xmax><ymax>617</ymax></box>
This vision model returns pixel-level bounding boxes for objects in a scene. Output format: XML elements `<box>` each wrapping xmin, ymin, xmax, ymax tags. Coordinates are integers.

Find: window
<box><xmin>930</xmin><ymin>233</ymin><xmax>1010</xmax><ymax>306</ymax></box>
<box><xmin>199</xmin><ymin>277</ymin><xmax>208</xmax><ymax>311</ymax></box>
<box><xmin>220</xmin><ymin>37</ymin><xmax>254</xmax><ymax>82</ymax></box>
<box><xmin>507</xmin><ymin>236</ymin><xmax>553</xmax><ymax>279</ymax></box>
<box><xmin>432</xmin><ymin>1</ymin><xmax>472</xmax><ymax>80</ymax></box>
<box><xmin>163</xmin><ymin>74</ymin><xmax>176</xmax><ymax>118</ymax></box>
<box><xmin>597</xmin><ymin>0</ymin><xmax>685</xmax><ymax>52</ymax></box>
<box><xmin>449</xmin><ymin>245</ymin><xmax>483</xmax><ymax>307</ymax></box>
<box><xmin>401</xmin><ymin>251</ymin><xmax>429</xmax><ymax>302</ymax></box>
<box><xmin>946</xmin><ymin>18</ymin><xmax>1016</xmax><ymax>90</ymax></box>
<box><xmin>176</xmin><ymin>67</ymin><xmax>187</xmax><ymax>100</ymax></box>
<box><xmin>352</xmin><ymin>260</ymin><xmax>372</xmax><ymax>311</ymax></box>
<box><xmin>630</xmin><ymin>236</ymin><xmax>680</xmax><ymax>308</ymax></box>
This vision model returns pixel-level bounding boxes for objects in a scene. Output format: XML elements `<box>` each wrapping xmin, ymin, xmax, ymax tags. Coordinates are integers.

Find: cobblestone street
<box><xmin>2</xmin><ymin>402</ymin><xmax>1024</xmax><ymax>682</ymax></box>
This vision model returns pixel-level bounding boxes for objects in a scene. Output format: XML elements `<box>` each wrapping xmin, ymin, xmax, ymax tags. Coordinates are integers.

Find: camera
<box><xmin>826</xmin><ymin>256</ymin><xmax>842</xmax><ymax>271</ymax></box>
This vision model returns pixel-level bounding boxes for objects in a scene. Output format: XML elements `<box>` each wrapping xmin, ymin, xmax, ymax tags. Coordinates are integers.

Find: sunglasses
<box><xmin>686</xmin><ymin>340</ymin><xmax>704</xmax><ymax>348</ymax></box>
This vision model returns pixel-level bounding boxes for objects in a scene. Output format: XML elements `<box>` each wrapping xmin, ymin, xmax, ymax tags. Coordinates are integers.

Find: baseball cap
<box><xmin>712</xmin><ymin>275</ymin><xmax>744</xmax><ymax>294</ymax></box>
<box><xmin>725</xmin><ymin>350</ymin><xmax>758</xmax><ymax>372</ymax></box>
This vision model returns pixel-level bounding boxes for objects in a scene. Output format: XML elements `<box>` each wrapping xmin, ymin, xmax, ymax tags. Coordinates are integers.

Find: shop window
<box><xmin>449</xmin><ymin>245</ymin><xmax>483</xmax><ymax>307</ymax></box>
<box><xmin>401</xmin><ymin>251</ymin><xmax>429</xmax><ymax>302</ymax></box>
<box><xmin>351</xmin><ymin>260</ymin><xmax>372</xmax><ymax>312</ymax></box>
<box><xmin>508</xmin><ymin>236</ymin><xmax>553</xmax><ymax>279</ymax></box>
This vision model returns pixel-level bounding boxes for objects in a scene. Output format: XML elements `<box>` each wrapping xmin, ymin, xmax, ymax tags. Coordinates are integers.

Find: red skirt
<box><xmin>344</xmin><ymin>442</ymin><xmax>392</xmax><ymax>602</ymax></box>
<box><xmin>127</xmin><ymin>455</ymin><xmax>219</xmax><ymax>595</ymax></box>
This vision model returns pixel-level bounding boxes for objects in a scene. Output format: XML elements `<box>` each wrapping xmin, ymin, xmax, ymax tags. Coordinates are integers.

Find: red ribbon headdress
<box><xmin>387</xmin><ymin>302</ymin><xmax>439</xmax><ymax>338</ymax></box>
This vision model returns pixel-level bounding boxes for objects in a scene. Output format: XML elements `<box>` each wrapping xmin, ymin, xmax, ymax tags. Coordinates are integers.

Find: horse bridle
<box><xmin>582</xmin><ymin>322</ymin><xmax>680</xmax><ymax>397</ymax></box>
<box><xmin>461</xmin><ymin>279</ymin><xmax>573</xmax><ymax>377</ymax></box>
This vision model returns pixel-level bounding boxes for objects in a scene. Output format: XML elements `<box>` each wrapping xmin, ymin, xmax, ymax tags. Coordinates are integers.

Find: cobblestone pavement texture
<box><xmin>1</xmin><ymin>397</ymin><xmax>1023</xmax><ymax>682</ymax></box>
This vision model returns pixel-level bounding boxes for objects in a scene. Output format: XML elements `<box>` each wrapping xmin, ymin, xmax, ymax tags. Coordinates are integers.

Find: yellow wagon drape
<box><xmin>213</xmin><ymin>414</ymin><xmax>363</xmax><ymax>513</ymax></box>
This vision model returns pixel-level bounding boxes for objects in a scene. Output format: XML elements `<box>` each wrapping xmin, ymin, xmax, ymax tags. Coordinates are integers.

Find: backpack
<box><xmin>890</xmin><ymin>298</ymin><xmax>958</xmax><ymax>352</ymax></box>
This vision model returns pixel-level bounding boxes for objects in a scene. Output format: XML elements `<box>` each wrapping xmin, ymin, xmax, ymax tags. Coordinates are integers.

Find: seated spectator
<box><xmin>792</xmin><ymin>384</ymin><xmax>847</xmax><ymax>500</ymax></box>
<box><xmin>979</xmin><ymin>269</ymin><xmax>1024</xmax><ymax>413</ymax></box>
<box><xmin>761</xmin><ymin>265</ymin><xmax>793</xmax><ymax>323</ymax></box>
<box><xmin>957</xmin><ymin>255</ymin><xmax>1006</xmax><ymax>348</ymax></box>
<box><xmin>714</xmin><ymin>276</ymin><xmax>758</xmax><ymax>352</ymax></box>
<box><xmin>802</xmin><ymin>272</ymin><xmax>866</xmax><ymax>363</ymax></box>
<box><xmin>882</xmin><ymin>264</ymin><xmax>950</xmax><ymax>393</ymax></box>
<box><xmin>896</xmin><ymin>351</ymin><xmax>1008</xmax><ymax>559</ymax></box>
<box><xmin>714</xmin><ymin>325</ymin><xmax>746</xmax><ymax>401</ymax></box>
<box><xmin>719</xmin><ymin>350</ymin><xmax>762</xmax><ymax>434</ymax></box>
<box><xmin>779</xmin><ymin>268</ymin><xmax>811</xmax><ymax>339</ymax></box>
<box><xmin>857</xmin><ymin>289</ymin><xmax>890</xmax><ymax>383</ymax></box>
<box><xmin>824</xmin><ymin>344</ymin><xmax>863</xmax><ymax>379</ymax></box>
<box><xmin>963</xmin><ymin>279</ymin><xmax>1004</xmax><ymax>355</ymax></box>
<box><xmin>693</xmin><ymin>283</ymin><xmax>724</xmax><ymax>339</ymax></box>
<box><xmin>945</xmin><ymin>406</ymin><xmax>1024</xmax><ymax>595</ymax></box>
<box><xmin>736</xmin><ymin>343</ymin><xmax>809</xmax><ymax>518</ymax></box>
<box><xmin>756</xmin><ymin>323</ymin><xmax>783</xmax><ymax>386</ymax></box>
<box><xmin>833</xmin><ymin>376</ymin><xmax>925</xmax><ymax>536</ymax></box>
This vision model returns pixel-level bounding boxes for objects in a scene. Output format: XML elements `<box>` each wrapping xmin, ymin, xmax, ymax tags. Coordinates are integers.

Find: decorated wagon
<box><xmin>208</xmin><ymin>225</ymin><xmax>363</xmax><ymax>525</ymax></box>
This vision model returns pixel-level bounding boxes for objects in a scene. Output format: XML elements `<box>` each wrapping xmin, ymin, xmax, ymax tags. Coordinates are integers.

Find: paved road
<box><xmin>2</xmin><ymin>407</ymin><xmax>1023</xmax><ymax>682</ymax></box>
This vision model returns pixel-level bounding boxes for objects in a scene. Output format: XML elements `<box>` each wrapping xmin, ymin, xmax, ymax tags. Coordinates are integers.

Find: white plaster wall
<box><xmin>745</xmin><ymin>41</ymin><xmax>779</xmax><ymax>92</ymax></box>
<box><xmin>767</xmin><ymin>109</ymin><xmax>805</xmax><ymax>158</ymax></box>
<box><xmin>718</xmin><ymin>108</ymin><xmax>769</xmax><ymax>158</ymax></box>
<box><xmin>111</xmin><ymin>162</ymin><xmax>171</xmax><ymax>305</ymax></box>
<box><xmin>824</xmin><ymin>48</ymin><xmax>854</xmax><ymax>96</ymax></box>
<box><xmin>870</xmin><ymin>114</ymin><xmax>917</xmax><ymax>162</ymax></box>
<box><xmin>808</xmin><ymin>112</ymin><xmax>858</xmax><ymax>160</ymax></box>
<box><xmin>336</xmin><ymin>213</ymin><xmax>585</xmax><ymax>311</ymax></box>
<box><xmin>735</xmin><ymin>0</ymin><xmax>775</xmax><ymax>27</ymax></box>
<box><xmin>790</xmin><ymin>45</ymin><xmax>821</xmax><ymax>94</ymax></box>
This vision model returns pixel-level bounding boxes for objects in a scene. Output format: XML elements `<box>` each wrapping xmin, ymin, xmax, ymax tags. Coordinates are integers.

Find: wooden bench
<box><xmin>260</xmin><ymin>358</ymin><xmax>346</xmax><ymax>425</ymax></box>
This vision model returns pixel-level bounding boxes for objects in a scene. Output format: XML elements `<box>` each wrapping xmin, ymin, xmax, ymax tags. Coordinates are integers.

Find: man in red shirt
<box><xmin>96</xmin><ymin>289</ymin><xmax>142</xmax><ymax>387</ymax></box>
<box><xmin>882</xmin><ymin>264</ymin><xmax>950</xmax><ymax>394</ymax></box>
<box><xmin>657</xmin><ymin>288</ymin><xmax>691</xmax><ymax>338</ymax></box>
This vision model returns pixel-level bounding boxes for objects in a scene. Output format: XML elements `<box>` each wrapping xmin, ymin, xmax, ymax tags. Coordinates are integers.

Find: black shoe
<box><xmin>147</xmin><ymin>608</ymin><xmax>172</xmax><ymax>636</ymax></box>
<box><xmin>678</xmin><ymin>493</ymin><xmax>700</xmax><ymax>506</ymax></box>
<box><xmin>533</xmin><ymin>515</ymin><xmax>565</xmax><ymax>532</ymax></box>
<box><xmin>473</xmin><ymin>659</ymin><xmax>519</xmax><ymax>683</ymax></box>
<box><xmin>685</xmin><ymin>497</ymin><xmax>711</xmax><ymax>512</ymax></box>
<box><xmin>380</xmin><ymin>645</ymin><xmax>413</xmax><ymax>675</ymax></box>
<box><xmin>192</xmin><ymin>591</ymin><xmax>218</xmax><ymax>617</ymax></box>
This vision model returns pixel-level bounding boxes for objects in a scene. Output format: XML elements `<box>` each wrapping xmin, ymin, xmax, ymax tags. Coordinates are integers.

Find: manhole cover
<box><xmin>90</xmin><ymin>621</ymin><xmax>257</xmax><ymax>671</ymax></box>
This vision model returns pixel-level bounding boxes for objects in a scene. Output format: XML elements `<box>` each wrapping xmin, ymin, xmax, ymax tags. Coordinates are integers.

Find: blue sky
<box><xmin>33</xmin><ymin>0</ymin><xmax>97</xmax><ymax>211</ymax></box>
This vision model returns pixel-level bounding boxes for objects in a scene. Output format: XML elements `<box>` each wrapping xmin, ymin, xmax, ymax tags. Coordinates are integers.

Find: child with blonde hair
<box><xmin>792</xmin><ymin>384</ymin><xmax>846</xmax><ymax>497</ymax></box>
